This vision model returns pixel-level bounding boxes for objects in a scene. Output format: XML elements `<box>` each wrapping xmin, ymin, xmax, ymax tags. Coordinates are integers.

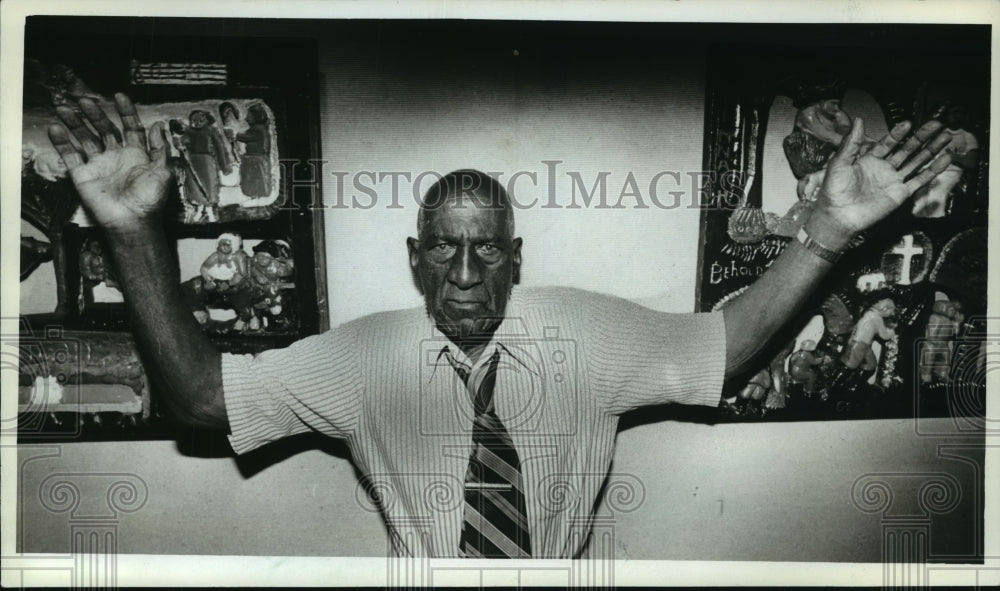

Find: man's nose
<box><xmin>447</xmin><ymin>245</ymin><xmax>483</xmax><ymax>289</ymax></box>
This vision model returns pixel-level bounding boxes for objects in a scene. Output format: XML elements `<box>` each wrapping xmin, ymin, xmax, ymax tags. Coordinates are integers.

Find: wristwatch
<box><xmin>796</xmin><ymin>227</ymin><xmax>843</xmax><ymax>264</ymax></box>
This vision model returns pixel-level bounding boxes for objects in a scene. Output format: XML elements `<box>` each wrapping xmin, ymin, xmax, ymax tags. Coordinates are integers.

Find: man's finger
<box><xmin>115</xmin><ymin>93</ymin><xmax>147</xmax><ymax>151</ymax></box>
<box><xmin>887</xmin><ymin>120</ymin><xmax>944</xmax><ymax>168</ymax></box>
<box><xmin>829</xmin><ymin>117</ymin><xmax>865</xmax><ymax>166</ymax></box>
<box><xmin>899</xmin><ymin>131</ymin><xmax>952</xmax><ymax>179</ymax></box>
<box><xmin>47</xmin><ymin>123</ymin><xmax>86</xmax><ymax>169</ymax></box>
<box><xmin>904</xmin><ymin>153</ymin><xmax>952</xmax><ymax>195</ymax></box>
<box><xmin>79</xmin><ymin>98</ymin><xmax>123</xmax><ymax>150</ymax></box>
<box><xmin>911</xmin><ymin>119</ymin><xmax>945</xmax><ymax>143</ymax></box>
<box><xmin>868</xmin><ymin>121</ymin><xmax>911</xmax><ymax>159</ymax></box>
<box><xmin>148</xmin><ymin>120</ymin><xmax>169</xmax><ymax>166</ymax></box>
<box><xmin>55</xmin><ymin>105</ymin><xmax>103</xmax><ymax>156</ymax></box>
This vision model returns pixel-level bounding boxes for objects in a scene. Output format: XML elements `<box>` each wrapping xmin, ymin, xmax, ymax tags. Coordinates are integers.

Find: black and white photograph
<box><xmin>2</xmin><ymin>1</ymin><xmax>996</xmax><ymax>587</ymax></box>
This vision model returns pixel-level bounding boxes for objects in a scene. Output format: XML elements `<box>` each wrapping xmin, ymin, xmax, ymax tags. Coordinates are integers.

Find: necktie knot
<box><xmin>443</xmin><ymin>348</ymin><xmax>502</xmax><ymax>415</ymax></box>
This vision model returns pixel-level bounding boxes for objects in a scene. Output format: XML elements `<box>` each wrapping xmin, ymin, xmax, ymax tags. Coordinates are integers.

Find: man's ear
<box><xmin>407</xmin><ymin>237</ymin><xmax>424</xmax><ymax>294</ymax></box>
<box><xmin>512</xmin><ymin>237</ymin><xmax>523</xmax><ymax>285</ymax></box>
<box><xmin>407</xmin><ymin>237</ymin><xmax>420</xmax><ymax>267</ymax></box>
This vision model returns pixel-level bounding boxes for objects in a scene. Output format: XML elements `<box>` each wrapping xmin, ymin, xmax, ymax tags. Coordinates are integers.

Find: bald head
<box><xmin>417</xmin><ymin>170</ymin><xmax>515</xmax><ymax>240</ymax></box>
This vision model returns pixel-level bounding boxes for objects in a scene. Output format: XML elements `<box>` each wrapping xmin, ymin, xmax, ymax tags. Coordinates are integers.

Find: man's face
<box><xmin>408</xmin><ymin>195</ymin><xmax>522</xmax><ymax>343</ymax></box>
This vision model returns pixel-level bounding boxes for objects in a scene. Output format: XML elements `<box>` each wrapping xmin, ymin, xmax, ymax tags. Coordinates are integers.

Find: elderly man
<box><xmin>47</xmin><ymin>94</ymin><xmax>950</xmax><ymax>558</ymax></box>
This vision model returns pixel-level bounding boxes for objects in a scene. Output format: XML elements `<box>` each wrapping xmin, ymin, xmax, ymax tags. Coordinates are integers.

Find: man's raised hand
<box><xmin>47</xmin><ymin>93</ymin><xmax>172</xmax><ymax>233</ymax></box>
<box><xmin>806</xmin><ymin>117</ymin><xmax>952</xmax><ymax>250</ymax></box>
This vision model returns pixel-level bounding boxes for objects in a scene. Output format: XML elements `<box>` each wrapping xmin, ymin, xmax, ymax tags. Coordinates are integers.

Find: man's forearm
<box><xmin>721</xmin><ymin>218</ymin><xmax>843</xmax><ymax>378</ymax></box>
<box><xmin>106</xmin><ymin>220</ymin><xmax>228</xmax><ymax>429</ymax></box>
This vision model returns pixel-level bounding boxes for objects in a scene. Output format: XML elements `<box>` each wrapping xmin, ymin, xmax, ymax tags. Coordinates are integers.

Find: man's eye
<box><xmin>429</xmin><ymin>244</ymin><xmax>456</xmax><ymax>258</ymax></box>
<box><xmin>476</xmin><ymin>244</ymin><xmax>502</xmax><ymax>258</ymax></box>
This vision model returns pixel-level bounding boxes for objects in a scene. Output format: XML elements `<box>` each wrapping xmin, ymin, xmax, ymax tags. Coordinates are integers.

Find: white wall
<box><xmin>17</xmin><ymin>418</ymin><xmax>982</xmax><ymax>561</ymax></box>
<box><xmin>320</xmin><ymin>43</ymin><xmax>708</xmax><ymax>321</ymax></box>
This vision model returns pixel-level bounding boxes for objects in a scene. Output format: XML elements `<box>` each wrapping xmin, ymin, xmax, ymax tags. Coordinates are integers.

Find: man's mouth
<box><xmin>445</xmin><ymin>298</ymin><xmax>485</xmax><ymax>310</ymax></box>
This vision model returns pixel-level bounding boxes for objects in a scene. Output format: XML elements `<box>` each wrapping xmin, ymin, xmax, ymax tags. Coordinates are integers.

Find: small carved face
<box><xmin>944</xmin><ymin>105</ymin><xmax>967</xmax><ymax>128</ymax></box>
<box><xmin>796</xmin><ymin>99</ymin><xmax>853</xmax><ymax>143</ymax></box>
<box><xmin>874</xmin><ymin>299</ymin><xmax>896</xmax><ymax>317</ymax></box>
<box><xmin>220</xmin><ymin>104</ymin><xmax>238</xmax><ymax>122</ymax></box>
<box><xmin>190</xmin><ymin>111</ymin><xmax>209</xmax><ymax>128</ymax></box>
<box><xmin>254</xmin><ymin>252</ymin><xmax>273</xmax><ymax>267</ymax></box>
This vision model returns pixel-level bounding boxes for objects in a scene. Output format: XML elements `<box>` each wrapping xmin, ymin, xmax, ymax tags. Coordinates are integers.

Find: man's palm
<box><xmin>71</xmin><ymin>146</ymin><xmax>171</xmax><ymax>230</ymax></box>
<box><xmin>48</xmin><ymin>94</ymin><xmax>172</xmax><ymax>232</ymax></box>
<box><xmin>821</xmin><ymin>154</ymin><xmax>914</xmax><ymax>233</ymax></box>
<box><xmin>815</xmin><ymin>118</ymin><xmax>952</xmax><ymax>237</ymax></box>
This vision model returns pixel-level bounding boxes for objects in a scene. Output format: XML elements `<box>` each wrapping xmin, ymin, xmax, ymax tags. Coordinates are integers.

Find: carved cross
<box><xmin>892</xmin><ymin>234</ymin><xmax>924</xmax><ymax>286</ymax></box>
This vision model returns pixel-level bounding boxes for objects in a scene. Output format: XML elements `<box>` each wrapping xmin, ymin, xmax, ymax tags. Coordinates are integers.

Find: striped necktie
<box><xmin>451</xmin><ymin>349</ymin><xmax>532</xmax><ymax>558</ymax></box>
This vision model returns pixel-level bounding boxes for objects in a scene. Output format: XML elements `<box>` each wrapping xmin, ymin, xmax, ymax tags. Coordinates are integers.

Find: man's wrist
<box><xmin>104</xmin><ymin>217</ymin><xmax>165</xmax><ymax>248</ymax></box>
<box><xmin>802</xmin><ymin>209</ymin><xmax>855</xmax><ymax>253</ymax></box>
<box><xmin>796</xmin><ymin>227</ymin><xmax>843</xmax><ymax>264</ymax></box>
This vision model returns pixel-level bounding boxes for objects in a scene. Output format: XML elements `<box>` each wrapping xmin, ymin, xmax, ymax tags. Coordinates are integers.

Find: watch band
<box><xmin>796</xmin><ymin>227</ymin><xmax>843</xmax><ymax>263</ymax></box>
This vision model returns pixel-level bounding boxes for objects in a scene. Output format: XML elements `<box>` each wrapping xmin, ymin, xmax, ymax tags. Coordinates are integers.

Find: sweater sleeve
<box><xmin>221</xmin><ymin>325</ymin><xmax>365</xmax><ymax>455</ymax></box>
<box><xmin>580</xmin><ymin>291</ymin><xmax>727</xmax><ymax>415</ymax></box>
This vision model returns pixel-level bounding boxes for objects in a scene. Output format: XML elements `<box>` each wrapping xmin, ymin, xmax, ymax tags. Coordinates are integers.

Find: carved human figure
<box><xmin>167</xmin><ymin>118</ymin><xmax>186</xmax><ymax>158</ymax></box>
<box><xmin>775</xmin><ymin>85</ymin><xmax>873</xmax><ymax>239</ymax></box>
<box><xmin>247</xmin><ymin>240</ymin><xmax>295</xmax><ymax>329</ymax></box>
<box><xmin>783</xmin><ymin>84</ymin><xmax>853</xmax><ymax>180</ymax></box>
<box><xmin>763</xmin><ymin>340</ymin><xmax>796</xmax><ymax>410</ymax></box>
<box><xmin>180</xmin><ymin>110</ymin><xmax>233</xmax><ymax>222</ymax></box>
<box><xmin>788</xmin><ymin>339</ymin><xmax>827</xmax><ymax>394</ymax></box>
<box><xmin>920</xmin><ymin>292</ymin><xmax>965</xmax><ymax>383</ymax></box>
<box><xmin>737</xmin><ymin>368</ymin><xmax>771</xmax><ymax>402</ymax></box>
<box><xmin>198</xmin><ymin>233</ymin><xmax>256</xmax><ymax>331</ymax></box>
<box><xmin>217</xmin><ymin>102</ymin><xmax>244</xmax><ymax>188</ymax></box>
<box><xmin>234</xmin><ymin>103</ymin><xmax>272</xmax><ymax>198</ymax></box>
<box><xmin>79</xmin><ymin>239</ymin><xmax>118</xmax><ymax>289</ymax></box>
<box><xmin>218</xmin><ymin>102</ymin><xmax>247</xmax><ymax>166</ymax></box>
<box><xmin>840</xmin><ymin>298</ymin><xmax>896</xmax><ymax>371</ymax></box>
<box><xmin>201</xmin><ymin>233</ymin><xmax>249</xmax><ymax>294</ymax></box>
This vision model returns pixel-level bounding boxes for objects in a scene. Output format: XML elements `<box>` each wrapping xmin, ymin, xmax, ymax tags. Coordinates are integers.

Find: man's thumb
<box><xmin>148</xmin><ymin>121</ymin><xmax>169</xmax><ymax>167</ymax></box>
<box><xmin>831</xmin><ymin>117</ymin><xmax>865</xmax><ymax>166</ymax></box>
